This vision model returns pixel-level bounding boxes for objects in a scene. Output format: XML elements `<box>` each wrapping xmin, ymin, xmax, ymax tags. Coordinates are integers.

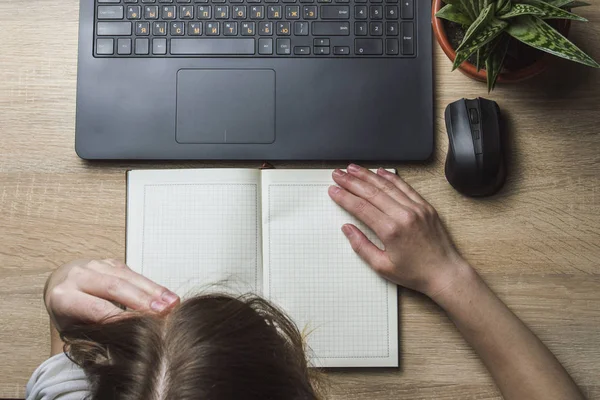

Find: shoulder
<box><xmin>26</xmin><ymin>353</ymin><xmax>91</xmax><ymax>400</ymax></box>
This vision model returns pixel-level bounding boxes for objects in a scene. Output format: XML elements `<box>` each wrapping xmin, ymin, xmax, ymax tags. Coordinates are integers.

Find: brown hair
<box><xmin>62</xmin><ymin>293</ymin><xmax>323</xmax><ymax>400</ymax></box>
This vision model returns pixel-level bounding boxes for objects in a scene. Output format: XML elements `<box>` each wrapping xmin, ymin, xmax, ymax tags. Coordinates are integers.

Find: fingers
<box><xmin>332</xmin><ymin>169</ymin><xmax>409</xmax><ymax>214</ymax></box>
<box><xmin>341</xmin><ymin>224</ymin><xmax>394</xmax><ymax>275</ymax></box>
<box><xmin>86</xmin><ymin>260</ymin><xmax>179</xmax><ymax>307</ymax></box>
<box><xmin>51</xmin><ymin>289</ymin><xmax>125</xmax><ymax>325</ymax></box>
<box><xmin>343</xmin><ymin>165</ymin><xmax>416</xmax><ymax>208</ymax></box>
<box><xmin>328</xmin><ymin>185</ymin><xmax>390</xmax><ymax>236</ymax></box>
<box><xmin>71</xmin><ymin>267</ymin><xmax>172</xmax><ymax>314</ymax></box>
<box><xmin>375</xmin><ymin>167</ymin><xmax>426</xmax><ymax>205</ymax></box>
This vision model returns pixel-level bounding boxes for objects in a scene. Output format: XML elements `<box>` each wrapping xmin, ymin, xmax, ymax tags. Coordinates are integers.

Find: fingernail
<box><xmin>342</xmin><ymin>225</ymin><xmax>354</xmax><ymax>238</ymax></box>
<box><xmin>151</xmin><ymin>300</ymin><xmax>168</xmax><ymax>313</ymax></box>
<box><xmin>333</xmin><ymin>169</ymin><xmax>345</xmax><ymax>177</ymax></box>
<box><xmin>348</xmin><ymin>164</ymin><xmax>360</xmax><ymax>172</ymax></box>
<box><xmin>161</xmin><ymin>291</ymin><xmax>179</xmax><ymax>305</ymax></box>
<box><xmin>329</xmin><ymin>185</ymin><xmax>341</xmax><ymax>194</ymax></box>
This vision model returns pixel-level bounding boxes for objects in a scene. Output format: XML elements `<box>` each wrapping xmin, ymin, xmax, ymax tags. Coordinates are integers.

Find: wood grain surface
<box><xmin>1</xmin><ymin>1</ymin><xmax>599</xmax><ymax>398</ymax></box>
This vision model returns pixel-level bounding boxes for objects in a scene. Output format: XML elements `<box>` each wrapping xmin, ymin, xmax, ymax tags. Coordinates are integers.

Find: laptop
<box><xmin>75</xmin><ymin>0</ymin><xmax>432</xmax><ymax>161</ymax></box>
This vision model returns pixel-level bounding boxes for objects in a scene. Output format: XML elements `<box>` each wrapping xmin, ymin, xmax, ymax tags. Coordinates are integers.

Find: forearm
<box><xmin>50</xmin><ymin>320</ymin><xmax>65</xmax><ymax>356</ymax></box>
<box><xmin>431</xmin><ymin>262</ymin><xmax>584</xmax><ymax>400</ymax></box>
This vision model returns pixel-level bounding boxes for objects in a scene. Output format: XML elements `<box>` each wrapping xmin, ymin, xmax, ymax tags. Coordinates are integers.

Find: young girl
<box><xmin>28</xmin><ymin>166</ymin><xmax>584</xmax><ymax>400</ymax></box>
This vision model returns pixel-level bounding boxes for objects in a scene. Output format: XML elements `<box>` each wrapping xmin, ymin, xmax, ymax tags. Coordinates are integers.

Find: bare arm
<box><xmin>432</xmin><ymin>262</ymin><xmax>584</xmax><ymax>400</ymax></box>
<box><xmin>329</xmin><ymin>165</ymin><xmax>584</xmax><ymax>400</ymax></box>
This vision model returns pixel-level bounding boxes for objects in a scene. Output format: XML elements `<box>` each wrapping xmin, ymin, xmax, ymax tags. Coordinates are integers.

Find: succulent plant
<box><xmin>436</xmin><ymin>0</ymin><xmax>599</xmax><ymax>91</ymax></box>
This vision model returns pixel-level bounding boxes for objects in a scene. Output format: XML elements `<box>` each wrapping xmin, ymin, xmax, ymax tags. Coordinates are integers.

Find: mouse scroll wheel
<box><xmin>469</xmin><ymin>108</ymin><xmax>479</xmax><ymax>124</ymax></box>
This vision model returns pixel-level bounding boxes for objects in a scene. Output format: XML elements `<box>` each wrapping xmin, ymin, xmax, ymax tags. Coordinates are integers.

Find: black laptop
<box><xmin>75</xmin><ymin>0</ymin><xmax>432</xmax><ymax>160</ymax></box>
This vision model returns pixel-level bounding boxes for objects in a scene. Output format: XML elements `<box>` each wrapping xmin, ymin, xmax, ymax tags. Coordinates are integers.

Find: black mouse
<box><xmin>444</xmin><ymin>98</ymin><xmax>506</xmax><ymax>197</ymax></box>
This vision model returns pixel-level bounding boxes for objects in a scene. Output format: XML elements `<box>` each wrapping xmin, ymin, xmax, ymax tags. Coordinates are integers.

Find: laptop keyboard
<box><xmin>94</xmin><ymin>0</ymin><xmax>416</xmax><ymax>57</ymax></box>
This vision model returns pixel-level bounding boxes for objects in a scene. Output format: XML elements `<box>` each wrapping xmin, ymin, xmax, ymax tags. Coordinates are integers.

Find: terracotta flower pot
<box><xmin>432</xmin><ymin>0</ymin><xmax>571</xmax><ymax>83</ymax></box>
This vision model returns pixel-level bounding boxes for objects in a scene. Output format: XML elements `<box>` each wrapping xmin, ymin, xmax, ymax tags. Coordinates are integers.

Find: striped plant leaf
<box><xmin>499</xmin><ymin>4</ymin><xmax>545</xmax><ymax>18</ymax></box>
<box><xmin>476</xmin><ymin>34</ymin><xmax>501</xmax><ymax>71</ymax></box>
<box><xmin>498</xmin><ymin>0</ymin><xmax>512</xmax><ymax>14</ymax></box>
<box><xmin>453</xmin><ymin>15</ymin><xmax>508</xmax><ymax>70</ymax></box>
<box><xmin>485</xmin><ymin>35</ymin><xmax>510</xmax><ymax>91</ymax></box>
<box><xmin>543</xmin><ymin>0</ymin><xmax>589</xmax><ymax>7</ymax></box>
<box><xmin>506</xmin><ymin>15</ymin><xmax>600</xmax><ymax>67</ymax></box>
<box><xmin>436</xmin><ymin>4</ymin><xmax>474</xmax><ymax>25</ymax></box>
<box><xmin>461</xmin><ymin>0</ymin><xmax>481</xmax><ymax>21</ymax></box>
<box><xmin>520</xmin><ymin>0</ymin><xmax>587</xmax><ymax>20</ymax></box>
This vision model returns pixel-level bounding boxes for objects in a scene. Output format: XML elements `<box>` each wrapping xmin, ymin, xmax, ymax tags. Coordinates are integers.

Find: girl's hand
<box><xmin>44</xmin><ymin>259</ymin><xmax>179</xmax><ymax>332</ymax></box>
<box><xmin>328</xmin><ymin>165</ymin><xmax>468</xmax><ymax>298</ymax></box>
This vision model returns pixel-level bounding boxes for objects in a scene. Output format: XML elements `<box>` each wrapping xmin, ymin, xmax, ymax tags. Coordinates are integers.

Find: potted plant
<box><xmin>433</xmin><ymin>0</ymin><xmax>599</xmax><ymax>91</ymax></box>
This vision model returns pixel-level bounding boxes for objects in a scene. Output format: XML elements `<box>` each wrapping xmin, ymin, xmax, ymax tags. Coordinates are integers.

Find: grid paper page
<box><xmin>261</xmin><ymin>169</ymin><xmax>398</xmax><ymax>368</ymax></box>
<box><xmin>127</xmin><ymin>169</ymin><xmax>261</xmax><ymax>297</ymax></box>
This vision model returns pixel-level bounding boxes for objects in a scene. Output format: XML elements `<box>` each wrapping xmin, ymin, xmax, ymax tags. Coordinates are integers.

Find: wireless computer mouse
<box><xmin>444</xmin><ymin>98</ymin><xmax>506</xmax><ymax>197</ymax></box>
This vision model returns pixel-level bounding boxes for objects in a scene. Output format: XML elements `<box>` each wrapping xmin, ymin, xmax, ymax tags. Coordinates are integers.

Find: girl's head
<box><xmin>63</xmin><ymin>293</ymin><xmax>321</xmax><ymax>399</ymax></box>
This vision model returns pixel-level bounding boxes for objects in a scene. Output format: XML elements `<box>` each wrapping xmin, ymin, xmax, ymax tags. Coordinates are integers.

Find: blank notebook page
<box><xmin>261</xmin><ymin>170</ymin><xmax>398</xmax><ymax>368</ymax></box>
<box><xmin>126</xmin><ymin>169</ymin><xmax>261</xmax><ymax>297</ymax></box>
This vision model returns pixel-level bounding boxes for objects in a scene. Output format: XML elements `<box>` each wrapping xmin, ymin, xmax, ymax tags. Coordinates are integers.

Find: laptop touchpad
<box><xmin>176</xmin><ymin>69</ymin><xmax>275</xmax><ymax>144</ymax></box>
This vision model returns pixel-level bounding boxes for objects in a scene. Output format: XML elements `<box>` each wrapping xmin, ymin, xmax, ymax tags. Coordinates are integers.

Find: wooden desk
<box><xmin>1</xmin><ymin>1</ymin><xmax>599</xmax><ymax>398</ymax></box>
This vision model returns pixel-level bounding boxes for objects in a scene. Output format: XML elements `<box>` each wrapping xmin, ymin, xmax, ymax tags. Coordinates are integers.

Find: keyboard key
<box><xmin>313</xmin><ymin>38</ymin><xmax>329</xmax><ymax>46</ymax></box>
<box><xmin>98</xmin><ymin>6</ymin><xmax>124</xmax><ymax>19</ymax></box>
<box><xmin>355</xmin><ymin>38</ymin><xmax>382</xmax><ymax>55</ymax></box>
<box><xmin>303</xmin><ymin>5</ymin><xmax>317</xmax><ymax>19</ymax></box>
<box><xmin>355</xmin><ymin>0</ymin><xmax>367</xmax><ymax>3</ymax></box>
<box><xmin>401</xmin><ymin>21</ymin><xmax>414</xmax><ymax>55</ymax></box>
<box><xmin>386</xmin><ymin>0</ymin><xmax>398</xmax><ymax>2</ymax></box>
<box><xmin>126</xmin><ymin>0</ymin><xmax>140</xmax><ymax>2</ymax></box>
<box><xmin>158</xmin><ymin>0</ymin><xmax>173</xmax><ymax>2</ymax></box>
<box><xmin>250</xmin><ymin>5</ymin><xmax>265</xmax><ymax>19</ymax></box>
<box><xmin>153</xmin><ymin>21</ymin><xmax>167</xmax><ymax>35</ymax></box>
<box><xmin>117</xmin><ymin>38</ymin><xmax>132</xmax><ymax>54</ymax></box>
<box><xmin>311</xmin><ymin>21</ymin><xmax>349</xmax><ymax>35</ymax></box>
<box><xmin>300</xmin><ymin>0</ymin><xmax>314</xmax><ymax>3</ymax></box>
<box><xmin>97</xmin><ymin>22</ymin><xmax>132</xmax><ymax>35</ymax></box>
<box><xmin>197</xmin><ymin>5</ymin><xmax>211</xmax><ymax>18</ymax></box>
<box><xmin>369</xmin><ymin>21</ymin><xmax>382</xmax><ymax>36</ymax></box>
<box><xmin>258</xmin><ymin>38</ymin><xmax>273</xmax><ymax>54</ymax></box>
<box><xmin>386</xmin><ymin>38</ymin><xmax>398</xmax><ymax>55</ymax></box>
<box><xmin>317</xmin><ymin>0</ymin><xmax>332</xmax><ymax>3</ymax></box>
<box><xmin>171</xmin><ymin>38</ymin><xmax>255</xmax><ymax>54</ymax></box>
<box><xmin>141</xmin><ymin>0</ymin><xmax>155</xmax><ymax>2</ymax></box>
<box><xmin>180</xmin><ymin>5</ymin><xmax>194</xmax><ymax>18</ymax></box>
<box><xmin>233</xmin><ymin>5</ymin><xmax>247</xmax><ymax>18</ymax></box>
<box><xmin>135</xmin><ymin>38</ymin><xmax>150</xmax><ymax>54</ymax></box>
<box><xmin>213</xmin><ymin>0</ymin><xmax>226</xmax><ymax>3</ymax></box>
<box><xmin>282</xmin><ymin>0</ymin><xmax>296</xmax><ymax>3</ymax></box>
<box><xmin>264</xmin><ymin>0</ymin><xmax>278</xmax><ymax>3</ymax></box>
<box><xmin>215</xmin><ymin>5</ymin><xmax>229</xmax><ymax>18</ymax></box>
<box><xmin>386</xmin><ymin>21</ymin><xmax>398</xmax><ymax>35</ymax></box>
<box><xmin>162</xmin><ymin>5</ymin><xmax>176</xmax><ymax>18</ymax></box>
<box><xmin>370</xmin><ymin>0</ymin><xmax>382</xmax><ymax>3</ymax></box>
<box><xmin>189</xmin><ymin>21</ymin><xmax>203</xmax><ymax>35</ymax></box>
<box><xmin>276</xmin><ymin>38</ymin><xmax>291</xmax><ymax>54</ymax></box>
<box><xmin>333</xmin><ymin>45</ymin><xmax>349</xmax><ymax>54</ymax></box>
<box><xmin>320</xmin><ymin>5</ymin><xmax>349</xmax><ymax>19</ymax></box>
<box><xmin>259</xmin><ymin>21</ymin><xmax>273</xmax><ymax>35</ymax></box>
<box><xmin>144</xmin><ymin>5</ymin><xmax>159</xmax><ymax>18</ymax></box>
<box><xmin>385</xmin><ymin>5</ymin><xmax>398</xmax><ymax>19</ymax></box>
<box><xmin>126</xmin><ymin>5</ymin><xmax>141</xmax><ymax>19</ymax></box>
<box><xmin>314</xmin><ymin>46</ymin><xmax>329</xmax><ymax>55</ymax></box>
<box><xmin>195</xmin><ymin>0</ymin><xmax>209</xmax><ymax>3</ymax></box>
<box><xmin>294</xmin><ymin>46</ymin><xmax>310</xmax><ymax>55</ymax></box>
<box><xmin>268</xmin><ymin>6</ymin><xmax>282</xmax><ymax>18</ymax></box>
<box><xmin>355</xmin><ymin>21</ymin><xmax>367</xmax><ymax>35</ymax></box>
<box><xmin>224</xmin><ymin>21</ymin><xmax>238</xmax><ymax>35</ymax></box>
<box><xmin>286</xmin><ymin>5</ymin><xmax>300</xmax><ymax>19</ymax></box>
<box><xmin>354</xmin><ymin>5</ymin><xmax>366</xmax><ymax>19</ymax></box>
<box><xmin>370</xmin><ymin>5</ymin><xmax>382</xmax><ymax>19</ymax></box>
<box><xmin>153</xmin><ymin>38</ymin><xmax>167</xmax><ymax>54</ymax></box>
<box><xmin>98</xmin><ymin>0</ymin><xmax>120</xmax><ymax>3</ymax></box>
<box><xmin>206</xmin><ymin>21</ymin><xmax>220</xmax><ymax>35</ymax></box>
<box><xmin>241</xmin><ymin>21</ymin><xmax>255</xmax><ymax>35</ymax></box>
<box><xmin>177</xmin><ymin>0</ymin><xmax>191</xmax><ymax>2</ymax></box>
<box><xmin>276</xmin><ymin>21</ymin><xmax>290</xmax><ymax>35</ymax></box>
<box><xmin>136</xmin><ymin>21</ymin><xmax>150</xmax><ymax>35</ymax></box>
<box><xmin>170</xmin><ymin>21</ymin><xmax>185</xmax><ymax>35</ymax></box>
<box><xmin>96</xmin><ymin>38</ymin><xmax>114</xmax><ymax>54</ymax></box>
<box><xmin>401</xmin><ymin>0</ymin><xmax>413</xmax><ymax>19</ymax></box>
<box><xmin>294</xmin><ymin>21</ymin><xmax>308</xmax><ymax>35</ymax></box>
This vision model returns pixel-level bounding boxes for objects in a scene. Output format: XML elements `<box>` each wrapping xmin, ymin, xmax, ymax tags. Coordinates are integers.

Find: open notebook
<box><xmin>126</xmin><ymin>169</ymin><xmax>398</xmax><ymax>368</ymax></box>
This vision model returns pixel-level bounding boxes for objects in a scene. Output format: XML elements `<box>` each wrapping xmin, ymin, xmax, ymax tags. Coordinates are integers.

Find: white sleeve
<box><xmin>26</xmin><ymin>353</ymin><xmax>91</xmax><ymax>400</ymax></box>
